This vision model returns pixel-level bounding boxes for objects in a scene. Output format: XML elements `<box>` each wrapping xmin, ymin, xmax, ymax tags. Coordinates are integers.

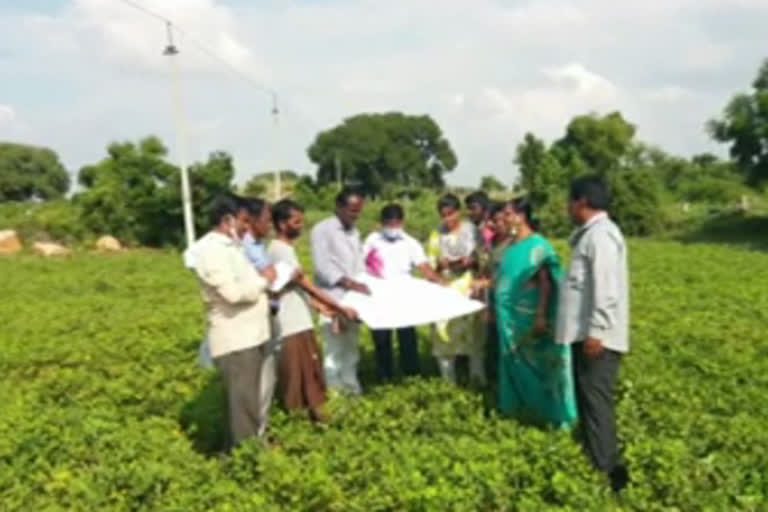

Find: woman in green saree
<box><xmin>494</xmin><ymin>199</ymin><xmax>577</xmax><ymax>428</ymax></box>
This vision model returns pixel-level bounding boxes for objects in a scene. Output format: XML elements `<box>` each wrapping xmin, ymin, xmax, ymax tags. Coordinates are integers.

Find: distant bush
<box><xmin>0</xmin><ymin>200</ymin><xmax>90</xmax><ymax>244</ymax></box>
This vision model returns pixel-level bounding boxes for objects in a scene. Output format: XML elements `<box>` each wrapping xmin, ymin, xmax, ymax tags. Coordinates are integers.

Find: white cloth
<box><xmin>340</xmin><ymin>273</ymin><xmax>485</xmax><ymax>330</ymax></box>
<box><xmin>197</xmin><ymin>337</ymin><xmax>214</xmax><ymax>369</ymax></box>
<box><xmin>321</xmin><ymin>320</ymin><xmax>361</xmax><ymax>394</ymax></box>
<box><xmin>362</xmin><ymin>231</ymin><xmax>427</xmax><ymax>279</ymax></box>
<box><xmin>267</xmin><ymin>240</ymin><xmax>315</xmax><ymax>339</ymax></box>
<box><xmin>192</xmin><ymin>231</ymin><xmax>271</xmax><ymax>358</ymax></box>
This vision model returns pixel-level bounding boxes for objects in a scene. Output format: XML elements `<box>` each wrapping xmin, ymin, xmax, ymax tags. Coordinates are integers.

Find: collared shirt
<box><xmin>241</xmin><ymin>232</ymin><xmax>271</xmax><ymax>270</ymax></box>
<box><xmin>362</xmin><ymin>230</ymin><xmax>428</xmax><ymax>279</ymax></box>
<box><xmin>555</xmin><ymin>212</ymin><xmax>630</xmax><ymax>353</ymax></box>
<box><xmin>193</xmin><ymin>231</ymin><xmax>271</xmax><ymax>358</ymax></box>
<box><xmin>310</xmin><ymin>215</ymin><xmax>364</xmax><ymax>300</ymax></box>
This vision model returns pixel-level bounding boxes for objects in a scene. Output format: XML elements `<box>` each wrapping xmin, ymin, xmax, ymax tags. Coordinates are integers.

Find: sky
<box><xmin>1</xmin><ymin>0</ymin><xmax>767</xmax><ymax>187</ymax></box>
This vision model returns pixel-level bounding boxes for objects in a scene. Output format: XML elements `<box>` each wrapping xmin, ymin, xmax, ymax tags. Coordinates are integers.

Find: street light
<box><xmin>271</xmin><ymin>92</ymin><xmax>281</xmax><ymax>200</ymax></box>
<box><xmin>163</xmin><ymin>21</ymin><xmax>196</xmax><ymax>247</ymax></box>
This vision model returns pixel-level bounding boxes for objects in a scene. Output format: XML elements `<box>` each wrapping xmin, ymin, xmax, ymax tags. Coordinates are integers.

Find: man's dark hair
<box><xmin>380</xmin><ymin>203</ymin><xmax>404</xmax><ymax>223</ymax></box>
<box><xmin>489</xmin><ymin>201</ymin><xmax>507</xmax><ymax>217</ymax></box>
<box><xmin>570</xmin><ymin>175</ymin><xmax>611</xmax><ymax>210</ymax></box>
<box><xmin>437</xmin><ymin>193</ymin><xmax>461</xmax><ymax>212</ymax></box>
<box><xmin>242</xmin><ymin>197</ymin><xmax>268</xmax><ymax>218</ymax></box>
<box><xmin>335</xmin><ymin>186</ymin><xmax>364</xmax><ymax>208</ymax></box>
<box><xmin>465</xmin><ymin>190</ymin><xmax>490</xmax><ymax>210</ymax></box>
<box><xmin>209</xmin><ymin>194</ymin><xmax>243</xmax><ymax>226</ymax></box>
<box><xmin>272</xmin><ymin>199</ymin><xmax>304</xmax><ymax>230</ymax></box>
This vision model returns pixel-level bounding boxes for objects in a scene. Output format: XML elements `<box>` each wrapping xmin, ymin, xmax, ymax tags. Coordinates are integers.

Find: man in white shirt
<box><xmin>311</xmin><ymin>187</ymin><xmax>370</xmax><ymax>395</ymax></box>
<box><xmin>192</xmin><ymin>194</ymin><xmax>276</xmax><ymax>447</ymax></box>
<box><xmin>362</xmin><ymin>204</ymin><xmax>443</xmax><ymax>381</ymax></box>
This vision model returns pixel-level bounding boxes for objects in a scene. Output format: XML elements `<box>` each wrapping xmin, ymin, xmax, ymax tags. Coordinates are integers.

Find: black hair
<box><xmin>465</xmin><ymin>190</ymin><xmax>490</xmax><ymax>210</ymax></box>
<box><xmin>511</xmin><ymin>198</ymin><xmax>540</xmax><ymax>231</ymax></box>
<box><xmin>569</xmin><ymin>175</ymin><xmax>611</xmax><ymax>210</ymax></box>
<box><xmin>489</xmin><ymin>201</ymin><xmax>507</xmax><ymax>217</ymax></box>
<box><xmin>209</xmin><ymin>194</ymin><xmax>243</xmax><ymax>226</ymax></box>
<box><xmin>437</xmin><ymin>193</ymin><xmax>461</xmax><ymax>212</ymax></box>
<box><xmin>242</xmin><ymin>197</ymin><xmax>269</xmax><ymax>218</ymax></box>
<box><xmin>272</xmin><ymin>199</ymin><xmax>304</xmax><ymax>231</ymax></box>
<box><xmin>335</xmin><ymin>186</ymin><xmax>364</xmax><ymax>208</ymax></box>
<box><xmin>380</xmin><ymin>203</ymin><xmax>404</xmax><ymax>223</ymax></box>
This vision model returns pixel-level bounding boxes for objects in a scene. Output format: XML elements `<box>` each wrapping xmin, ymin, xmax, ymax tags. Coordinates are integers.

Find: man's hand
<box><xmin>340</xmin><ymin>306</ymin><xmax>358</xmax><ymax>322</ymax></box>
<box><xmin>290</xmin><ymin>267</ymin><xmax>304</xmax><ymax>282</ymax></box>
<box><xmin>459</xmin><ymin>256</ymin><xmax>474</xmax><ymax>268</ymax></box>
<box><xmin>260</xmin><ymin>265</ymin><xmax>277</xmax><ymax>284</ymax></box>
<box><xmin>533</xmin><ymin>314</ymin><xmax>548</xmax><ymax>337</ymax></box>
<box><xmin>341</xmin><ymin>278</ymin><xmax>371</xmax><ymax>295</ymax></box>
<box><xmin>583</xmin><ymin>337</ymin><xmax>604</xmax><ymax>360</ymax></box>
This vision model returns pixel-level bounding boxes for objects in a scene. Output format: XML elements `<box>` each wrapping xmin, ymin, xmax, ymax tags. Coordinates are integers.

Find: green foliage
<box><xmin>0</xmin><ymin>200</ymin><xmax>89</xmax><ymax>244</ymax></box>
<box><xmin>241</xmin><ymin>170</ymin><xmax>301</xmax><ymax>199</ymax></box>
<box><xmin>607</xmin><ymin>169</ymin><xmax>665</xmax><ymax>237</ymax></box>
<box><xmin>479</xmin><ymin>175</ymin><xmax>506</xmax><ymax>193</ymax></box>
<box><xmin>553</xmin><ymin>112</ymin><xmax>636</xmax><ymax>174</ymax></box>
<box><xmin>75</xmin><ymin>137</ymin><xmax>233</xmax><ymax>247</ymax></box>
<box><xmin>0</xmin><ymin>142</ymin><xmax>70</xmax><ymax>201</ymax></box>
<box><xmin>2</xmin><ymin>240</ymin><xmax>767</xmax><ymax>510</ymax></box>
<box><xmin>709</xmin><ymin>58</ymin><xmax>768</xmax><ymax>184</ymax></box>
<box><xmin>515</xmin><ymin>113</ymin><xmax>669</xmax><ymax>236</ymax></box>
<box><xmin>307</xmin><ymin>112</ymin><xmax>457</xmax><ymax>196</ymax></box>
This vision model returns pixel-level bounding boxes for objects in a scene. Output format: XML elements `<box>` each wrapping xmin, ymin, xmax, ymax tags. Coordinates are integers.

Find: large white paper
<box><xmin>340</xmin><ymin>274</ymin><xmax>484</xmax><ymax>330</ymax></box>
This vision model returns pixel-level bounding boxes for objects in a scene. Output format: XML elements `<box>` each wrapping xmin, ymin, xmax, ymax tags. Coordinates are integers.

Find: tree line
<box><xmin>1</xmin><ymin>58</ymin><xmax>766</xmax><ymax>246</ymax></box>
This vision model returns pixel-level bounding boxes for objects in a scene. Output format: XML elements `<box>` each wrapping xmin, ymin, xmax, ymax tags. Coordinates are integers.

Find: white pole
<box><xmin>272</xmin><ymin>93</ymin><xmax>281</xmax><ymax>200</ymax></box>
<box><xmin>164</xmin><ymin>23</ymin><xmax>195</xmax><ymax>247</ymax></box>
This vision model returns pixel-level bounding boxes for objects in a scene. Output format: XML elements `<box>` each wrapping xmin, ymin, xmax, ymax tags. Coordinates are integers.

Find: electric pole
<box><xmin>272</xmin><ymin>92</ymin><xmax>281</xmax><ymax>200</ymax></box>
<box><xmin>163</xmin><ymin>21</ymin><xmax>196</xmax><ymax>247</ymax></box>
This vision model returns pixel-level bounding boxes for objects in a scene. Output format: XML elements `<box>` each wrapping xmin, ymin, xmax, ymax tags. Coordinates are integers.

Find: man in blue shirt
<box><xmin>239</xmin><ymin>197</ymin><xmax>280</xmax><ymax>437</ymax></box>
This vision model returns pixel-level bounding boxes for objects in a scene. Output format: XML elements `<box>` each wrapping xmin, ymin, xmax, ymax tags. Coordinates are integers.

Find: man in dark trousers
<box><xmin>556</xmin><ymin>175</ymin><xmax>630</xmax><ymax>492</ymax></box>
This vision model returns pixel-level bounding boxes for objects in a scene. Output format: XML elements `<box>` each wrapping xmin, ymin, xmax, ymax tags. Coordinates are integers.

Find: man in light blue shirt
<box><xmin>556</xmin><ymin>175</ymin><xmax>630</xmax><ymax>493</ymax></box>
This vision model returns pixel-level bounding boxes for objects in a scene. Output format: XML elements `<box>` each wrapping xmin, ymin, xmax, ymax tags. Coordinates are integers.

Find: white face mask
<box><xmin>381</xmin><ymin>227</ymin><xmax>403</xmax><ymax>240</ymax></box>
<box><xmin>226</xmin><ymin>216</ymin><xmax>241</xmax><ymax>243</ymax></box>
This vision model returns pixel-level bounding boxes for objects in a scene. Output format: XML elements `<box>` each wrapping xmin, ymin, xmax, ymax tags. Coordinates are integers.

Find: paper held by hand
<box><xmin>341</xmin><ymin>273</ymin><xmax>484</xmax><ymax>330</ymax></box>
<box><xmin>269</xmin><ymin>261</ymin><xmax>297</xmax><ymax>292</ymax></box>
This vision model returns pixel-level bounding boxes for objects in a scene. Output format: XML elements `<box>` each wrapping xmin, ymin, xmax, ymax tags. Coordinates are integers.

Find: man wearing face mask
<box><xmin>190</xmin><ymin>194</ymin><xmax>277</xmax><ymax>447</ymax></box>
<box><xmin>362</xmin><ymin>204</ymin><xmax>444</xmax><ymax>382</ymax></box>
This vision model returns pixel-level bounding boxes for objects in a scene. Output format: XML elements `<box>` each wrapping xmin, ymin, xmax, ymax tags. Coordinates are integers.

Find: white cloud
<box><xmin>2</xmin><ymin>0</ymin><xmax>767</xmax><ymax>185</ymax></box>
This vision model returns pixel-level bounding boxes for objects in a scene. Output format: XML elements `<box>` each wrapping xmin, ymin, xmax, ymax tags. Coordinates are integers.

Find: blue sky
<box><xmin>1</xmin><ymin>0</ymin><xmax>767</xmax><ymax>186</ymax></box>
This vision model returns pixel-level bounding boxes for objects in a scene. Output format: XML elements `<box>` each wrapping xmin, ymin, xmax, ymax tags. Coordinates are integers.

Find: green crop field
<box><xmin>2</xmin><ymin>240</ymin><xmax>767</xmax><ymax>511</ymax></box>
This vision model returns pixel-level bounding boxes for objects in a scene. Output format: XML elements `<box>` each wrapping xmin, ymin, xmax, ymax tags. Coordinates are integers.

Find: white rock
<box><xmin>96</xmin><ymin>235</ymin><xmax>122</xmax><ymax>252</ymax></box>
<box><xmin>0</xmin><ymin>230</ymin><xmax>22</xmax><ymax>254</ymax></box>
<box><xmin>33</xmin><ymin>242</ymin><xmax>71</xmax><ymax>257</ymax></box>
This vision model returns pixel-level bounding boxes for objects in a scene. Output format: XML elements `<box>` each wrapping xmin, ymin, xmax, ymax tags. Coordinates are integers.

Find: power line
<box><xmin>114</xmin><ymin>0</ymin><xmax>276</xmax><ymax>98</ymax></box>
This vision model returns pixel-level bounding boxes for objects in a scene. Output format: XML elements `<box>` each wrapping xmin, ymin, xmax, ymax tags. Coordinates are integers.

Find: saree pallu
<box><xmin>494</xmin><ymin>234</ymin><xmax>577</xmax><ymax>428</ymax></box>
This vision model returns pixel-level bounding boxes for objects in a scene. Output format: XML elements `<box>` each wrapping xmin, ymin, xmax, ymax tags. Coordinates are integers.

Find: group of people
<box><xmin>187</xmin><ymin>174</ymin><xmax>630</xmax><ymax>492</ymax></box>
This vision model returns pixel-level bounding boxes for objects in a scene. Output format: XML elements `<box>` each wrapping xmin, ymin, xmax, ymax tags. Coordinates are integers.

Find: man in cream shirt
<box><xmin>192</xmin><ymin>194</ymin><xmax>276</xmax><ymax>447</ymax></box>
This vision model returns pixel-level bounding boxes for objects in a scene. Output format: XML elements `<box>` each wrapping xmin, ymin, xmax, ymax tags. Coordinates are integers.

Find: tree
<box><xmin>75</xmin><ymin>136</ymin><xmax>233</xmax><ymax>246</ymax></box>
<box><xmin>514</xmin><ymin>133</ymin><xmax>567</xmax><ymax>205</ymax></box>
<box><xmin>307</xmin><ymin>112</ymin><xmax>457</xmax><ymax>196</ymax></box>
<box><xmin>480</xmin><ymin>175</ymin><xmax>506</xmax><ymax>193</ymax></box>
<box><xmin>552</xmin><ymin>112</ymin><xmax>636</xmax><ymax>175</ymax></box>
<box><xmin>0</xmin><ymin>142</ymin><xmax>70</xmax><ymax>201</ymax></box>
<box><xmin>708</xmin><ymin>58</ymin><xmax>768</xmax><ymax>184</ymax></box>
<box><xmin>241</xmin><ymin>170</ymin><xmax>301</xmax><ymax>199</ymax></box>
